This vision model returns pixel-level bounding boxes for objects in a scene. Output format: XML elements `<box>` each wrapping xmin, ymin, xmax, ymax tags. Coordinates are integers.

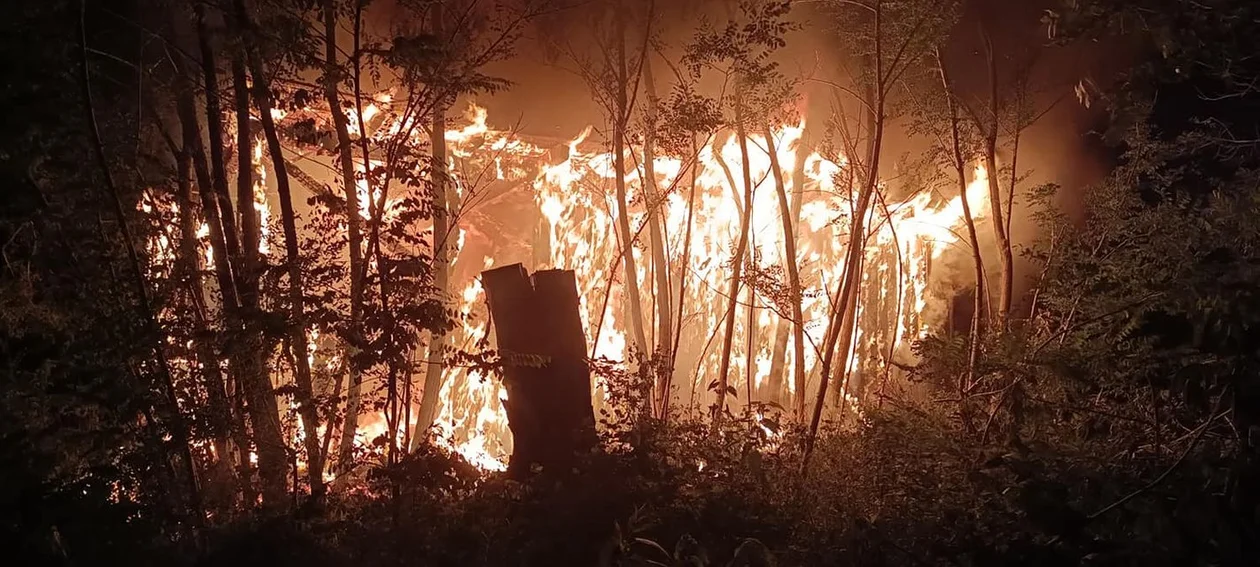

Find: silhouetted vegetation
<box><xmin>3</xmin><ymin>0</ymin><xmax>1259</xmax><ymax>565</ymax></box>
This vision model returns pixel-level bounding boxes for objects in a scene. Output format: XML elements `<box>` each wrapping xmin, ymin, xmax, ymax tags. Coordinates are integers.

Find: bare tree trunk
<box><xmin>173</xmin><ymin>54</ymin><xmax>240</xmax><ymax>319</ymax></box>
<box><xmin>193</xmin><ymin>3</ymin><xmax>245</xmax><ymax>284</ymax></box>
<box><xmin>767</xmin><ymin>315</ymin><xmax>789</xmax><ymax>404</ymax></box>
<box><xmin>829</xmin><ymin>79</ymin><xmax>884</xmax><ymax>411</ymax></box>
<box><xmin>765</xmin><ymin>125</ymin><xmax>804</xmax><ymax>413</ymax></box>
<box><xmin>611</xmin><ymin>0</ymin><xmax>649</xmax><ymax>361</ymax></box>
<box><xmin>337</xmin><ymin>0</ymin><xmax>371</xmax><ymax>474</ymax></box>
<box><xmin>415</xmin><ymin>2</ymin><xmax>453</xmax><ymax>449</ymax></box>
<box><xmin>173</xmin><ymin>42</ymin><xmax>240</xmax><ymax>460</ymax></box>
<box><xmin>808</xmin><ymin>44</ymin><xmax>885</xmax><ymax>462</ymax></box>
<box><xmin>981</xmin><ymin>26</ymin><xmax>1013</xmax><ymax>327</ymax></box>
<box><xmin>938</xmin><ymin>48</ymin><xmax>982</xmax><ymax>432</ymax></box>
<box><xmin>714</xmin><ymin>100</ymin><xmax>756</xmax><ymax>429</ymax></box>
<box><xmin>640</xmin><ymin>46</ymin><xmax>673</xmax><ymax>412</ymax></box>
<box><xmin>174</xmin><ymin>145</ymin><xmax>237</xmax><ymax>499</ymax></box>
<box><xmin>744</xmin><ymin>270</ymin><xmax>756</xmax><ymax>404</ymax></box>
<box><xmin>322</xmin><ymin>0</ymin><xmax>367</xmax><ymax>476</ymax></box>
<box><xmin>173</xmin><ymin>48</ymin><xmax>267</xmax><ymax>508</ymax></box>
<box><xmin>415</xmin><ymin>104</ymin><xmax>451</xmax><ymax>445</ymax></box>
<box><xmin>666</xmin><ymin>134</ymin><xmax>700</xmax><ymax>419</ymax></box>
<box><xmin>238</xmin><ymin>0</ymin><xmax>325</xmax><ymax>501</ymax></box>
<box><xmin>228</xmin><ymin>45</ymin><xmax>286</xmax><ymax>508</ymax></box>
<box><xmin>832</xmin><ymin>245</ymin><xmax>865</xmax><ymax>407</ymax></box>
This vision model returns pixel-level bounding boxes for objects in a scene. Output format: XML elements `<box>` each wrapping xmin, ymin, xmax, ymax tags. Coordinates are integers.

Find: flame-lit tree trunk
<box><xmin>667</xmin><ymin>132</ymin><xmax>702</xmax><ymax>419</ymax></box>
<box><xmin>321</xmin><ymin>0</ymin><xmax>367</xmax><ymax>477</ymax></box>
<box><xmin>173</xmin><ymin>144</ymin><xmax>238</xmax><ymax>501</ymax></box>
<box><xmin>714</xmin><ymin>98</ymin><xmax>756</xmax><ymax>427</ymax></box>
<box><xmin>415</xmin><ymin>2</ymin><xmax>454</xmax><ymax>448</ymax></box>
<box><xmin>237</xmin><ymin>0</ymin><xmax>325</xmax><ymax>501</ymax></box>
<box><xmin>641</xmin><ymin>40</ymin><xmax>674</xmax><ymax>413</ymax></box>
<box><xmin>830</xmin><ymin>218</ymin><xmax>868</xmax><ymax>407</ymax></box>
<box><xmin>682</xmin><ymin>0</ymin><xmax>796</xmax><ymax>426</ymax></box>
<box><xmin>228</xmin><ymin>50</ymin><xmax>284</xmax><ymax>507</ymax></box>
<box><xmin>788</xmin><ymin>131</ymin><xmax>808</xmax><ymax>412</ymax></box>
<box><xmin>810</xmin><ymin>118</ymin><xmax>877</xmax><ymax>450</ymax></box>
<box><xmin>938</xmin><ymin>47</ymin><xmax>982</xmax><ymax>432</ymax></box>
<box><xmin>809</xmin><ymin>16</ymin><xmax>888</xmax><ymax>459</ymax></box>
<box><xmin>829</xmin><ymin>69</ymin><xmax>883</xmax><ymax>413</ymax></box>
<box><xmin>980</xmin><ymin>25</ymin><xmax>1013</xmax><ymax>327</ymax></box>
<box><xmin>193</xmin><ymin>4</ymin><xmax>260</xmax><ymax>505</ymax></box>
<box><xmin>171</xmin><ymin>32</ymin><xmax>243</xmax><ymax>500</ymax></box>
<box><xmin>229</xmin><ymin>55</ymin><xmax>286</xmax><ymax>509</ymax></box>
<box><xmin>415</xmin><ymin>101</ymin><xmax>453</xmax><ymax>444</ymax></box>
<box><xmin>830</xmin><ymin>70</ymin><xmax>887</xmax><ymax>411</ymax></box>
<box><xmin>765</xmin><ymin>124</ymin><xmax>805</xmax><ymax>413</ymax></box>
<box><xmin>193</xmin><ymin>4</ymin><xmax>245</xmax><ymax>288</ymax></box>
<box><xmin>612</xmin><ymin>0</ymin><xmax>650</xmax><ymax>360</ymax></box>
<box><xmin>803</xmin><ymin>0</ymin><xmax>954</xmax><ymax>464</ymax></box>
<box><xmin>337</xmin><ymin>0</ymin><xmax>371</xmax><ymax>475</ymax></box>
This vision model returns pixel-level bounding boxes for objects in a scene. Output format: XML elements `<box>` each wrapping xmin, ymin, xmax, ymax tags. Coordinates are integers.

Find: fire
<box><xmin>141</xmin><ymin>95</ymin><xmax>992</xmax><ymax>479</ymax></box>
<box><xmin>422</xmin><ymin>104</ymin><xmax>988</xmax><ymax>466</ymax></box>
<box><xmin>528</xmin><ymin>112</ymin><xmax>989</xmax><ymax>413</ymax></box>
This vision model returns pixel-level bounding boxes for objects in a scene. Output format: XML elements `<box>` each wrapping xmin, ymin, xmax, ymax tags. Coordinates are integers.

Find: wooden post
<box><xmin>482</xmin><ymin>264</ymin><xmax>597</xmax><ymax>478</ymax></box>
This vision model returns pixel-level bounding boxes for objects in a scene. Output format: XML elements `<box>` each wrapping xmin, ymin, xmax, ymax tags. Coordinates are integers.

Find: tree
<box><xmin>763</xmin><ymin>121</ymin><xmax>806</xmax><ymax>414</ymax></box>
<box><xmin>684</xmin><ymin>0</ymin><xmax>797</xmax><ymax>428</ymax></box>
<box><xmin>636</xmin><ymin>1</ymin><xmax>676</xmax><ymax>413</ymax></box>
<box><xmin>320</xmin><ymin>0</ymin><xmax>368</xmax><ymax>479</ymax></box>
<box><xmin>805</xmin><ymin>0</ymin><xmax>955</xmax><ymax>462</ymax></box>
<box><xmin>234</xmin><ymin>0</ymin><xmax>326</xmax><ymax>500</ymax></box>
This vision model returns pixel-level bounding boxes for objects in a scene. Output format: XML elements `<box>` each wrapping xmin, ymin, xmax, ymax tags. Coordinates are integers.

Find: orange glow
<box><xmin>141</xmin><ymin>96</ymin><xmax>992</xmax><ymax>479</ymax></box>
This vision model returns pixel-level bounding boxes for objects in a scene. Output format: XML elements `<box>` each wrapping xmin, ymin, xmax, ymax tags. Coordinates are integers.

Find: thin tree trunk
<box><xmin>172</xmin><ymin>36</ymin><xmax>240</xmax><ymax>441</ymax></box>
<box><xmin>832</xmin><ymin>245</ymin><xmax>865</xmax><ymax>407</ymax></box>
<box><xmin>666</xmin><ymin>134</ymin><xmax>700</xmax><ymax>419</ymax></box>
<box><xmin>173</xmin><ymin>50</ymin><xmax>240</xmax><ymax>316</ymax></box>
<box><xmin>980</xmin><ymin>26</ymin><xmax>1013</xmax><ymax>327</ymax></box>
<box><xmin>938</xmin><ymin>48</ymin><xmax>982</xmax><ymax>432</ymax></box>
<box><xmin>830</xmin><ymin>81</ymin><xmax>882</xmax><ymax>411</ymax></box>
<box><xmin>322</xmin><ymin>0</ymin><xmax>367</xmax><ymax>474</ymax></box>
<box><xmin>767</xmin><ymin>315</ymin><xmax>789</xmax><ymax>405</ymax></box>
<box><xmin>193</xmin><ymin>3</ymin><xmax>245</xmax><ymax>285</ymax></box>
<box><xmin>807</xmin><ymin>39</ymin><xmax>885</xmax><ymax>463</ymax></box>
<box><xmin>613</xmin><ymin>0</ymin><xmax>649</xmax><ymax>359</ymax></box>
<box><xmin>744</xmin><ymin>271</ymin><xmax>756</xmax><ymax>404</ymax></box>
<box><xmin>789</xmin><ymin>130</ymin><xmax>808</xmax><ymax>414</ymax></box>
<box><xmin>229</xmin><ymin>55</ymin><xmax>281</xmax><ymax>508</ymax></box>
<box><xmin>338</xmin><ymin>0</ymin><xmax>371</xmax><ymax>473</ymax></box>
<box><xmin>714</xmin><ymin>100</ymin><xmax>756</xmax><ymax>429</ymax></box>
<box><xmin>415</xmin><ymin>1</ymin><xmax>453</xmax><ymax>448</ymax></box>
<box><xmin>416</xmin><ymin>102</ymin><xmax>451</xmax><ymax>444</ymax></box>
<box><xmin>640</xmin><ymin>45</ymin><xmax>673</xmax><ymax>412</ymax></box>
<box><xmin>237</xmin><ymin>0</ymin><xmax>325</xmax><ymax>501</ymax></box>
<box><xmin>204</xmin><ymin>11</ymin><xmax>257</xmax><ymax>505</ymax></box>
<box><xmin>174</xmin><ymin>145</ymin><xmax>237</xmax><ymax>499</ymax></box>
<box><xmin>174</xmin><ymin>50</ymin><xmax>265</xmax><ymax>508</ymax></box>
<box><xmin>232</xmin><ymin>60</ymin><xmax>260</xmax><ymax>306</ymax></box>
<box><xmin>765</xmin><ymin>125</ymin><xmax>805</xmax><ymax>413</ymax></box>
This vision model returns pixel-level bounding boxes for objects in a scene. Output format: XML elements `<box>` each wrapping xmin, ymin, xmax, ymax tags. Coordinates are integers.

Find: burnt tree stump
<box><xmin>481</xmin><ymin>264</ymin><xmax>597</xmax><ymax>478</ymax></box>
